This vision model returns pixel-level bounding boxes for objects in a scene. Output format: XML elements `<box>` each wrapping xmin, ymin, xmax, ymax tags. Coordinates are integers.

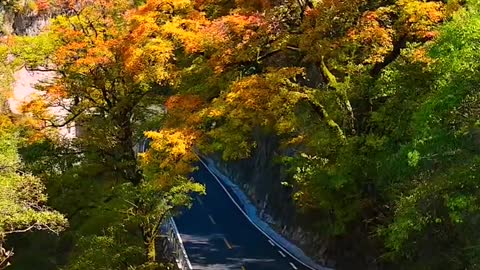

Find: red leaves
<box><xmin>235</xmin><ymin>0</ymin><xmax>271</xmax><ymax>11</ymax></box>
<box><xmin>165</xmin><ymin>95</ymin><xmax>204</xmax><ymax>126</ymax></box>
<box><xmin>200</xmin><ymin>13</ymin><xmax>268</xmax><ymax>72</ymax></box>
<box><xmin>35</xmin><ymin>0</ymin><xmax>50</xmax><ymax>13</ymax></box>
<box><xmin>165</xmin><ymin>95</ymin><xmax>203</xmax><ymax>113</ymax></box>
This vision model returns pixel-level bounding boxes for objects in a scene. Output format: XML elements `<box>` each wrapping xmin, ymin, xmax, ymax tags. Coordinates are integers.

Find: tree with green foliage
<box><xmin>0</xmin><ymin>103</ymin><xmax>66</xmax><ymax>269</ymax></box>
<box><xmin>12</xmin><ymin>0</ymin><xmax>204</xmax><ymax>268</ymax></box>
<box><xmin>6</xmin><ymin>0</ymin><xmax>480</xmax><ymax>269</ymax></box>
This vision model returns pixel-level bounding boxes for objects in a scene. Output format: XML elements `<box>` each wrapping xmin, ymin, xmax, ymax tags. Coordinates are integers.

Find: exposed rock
<box><xmin>210</xmin><ymin>130</ymin><xmax>332</xmax><ymax>265</ymax></box>
<box><xmin>13</xmin><ymin>12</ymin><xmax>49</xmax><ymax>36</ymax></box>
<box><xmin>1</xmin><ymin>3</ymin><xmax>51</xmax><ymax>37</ymax></box>
<box><xmin>0</xmin><ymin>7</ymin><xmax>15</xmax><ymax>35</ymax></box>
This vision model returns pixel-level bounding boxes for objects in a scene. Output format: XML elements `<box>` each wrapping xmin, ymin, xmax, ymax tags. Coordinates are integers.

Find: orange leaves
<box><xmin>235</xmin><ymin>0</ymin><xmax>271</xmax><ymax>11</ymax></box>
<box><xmin>398</xmin><ymin>0</ymin><xmax>445</xmax><ymax>39</ymax></box>
<box><xmin>49</xmin><ymin>0</ymin><xmax>182</xmax><ymax>86</ymax></box>
<box><xmin>75</xmin><ymin>41</ymin><xmax>115</xmax><ymax>69</ymax></box>
<box><xmin>348</xmin><ymin>10</ymin><xmax>395</xmax><ymax>65</ymax></box>
<box><xmin>201</xmin><ymin>13</ymin><xmax>268</xmax><ymax>71</ymax></box>
<box><xmin>35</xmin><ymin>0</ymin><xmax>51</xmax><ymax>13</ymax></box>
<box><xmin>299</xmin><ymin>0</ymin><xmax>446</xmax><ymax>71</ymax></box>
<box><xmin>161</xmin><ymin>14</ymin><xmax>209</xmax><ymax>53</ymax></box>
<box><xmin>164</xmin><ymin>95</ymin><xmax>204</xmax><ymax>127</ymax></box>
<box><xmin>209</xmin><ymin>68</ymin><xmax>305</xmax><ymax>134</ymax></box>
<box><xmin>130</xmin><ymin>0</ymin><xmax>270</xmax><ymax>72</ymax></box>
<box><xmin>124</xmin><ymin>38</ymin><xmax>175</xmax><ymax>83</ymax></box>
<box><xmin>54</xmin><ymin>41</ymin><xmax>86</xmax><ymax>66</ymax></box>
<box><xmin>45</xmin><ymin>83</ymin><xmax>67</xmax><ymax>99</ymax></box>
<box><xmin>53</xmin><ymin>0</ymin><xmax>78</xmax><ymax>10</ymax></box>
<box><xmin>139</xmin><ymin>0</ymin><xmax>192</xmax><ymax>14</ymax></box>
<box><xmin>165</xmin><ymin>94</ymin><xmax>203</xmax><ymax>113</ymax></box>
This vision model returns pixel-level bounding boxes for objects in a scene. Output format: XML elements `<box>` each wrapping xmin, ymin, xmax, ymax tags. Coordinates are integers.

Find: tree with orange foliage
<box><xmin>14</xmin><ymin>0</ymin><xmax>205</xmax><ymax>267</ymax></box>
<box><xmin>9</xmin><ymin>0</ymin><xmax>473</xmax><ymax>268</ymax></box>
<box><xmin>35</xmin><ymin>0</ymin><xmax>50</xmax><ymax>13</ymax></box>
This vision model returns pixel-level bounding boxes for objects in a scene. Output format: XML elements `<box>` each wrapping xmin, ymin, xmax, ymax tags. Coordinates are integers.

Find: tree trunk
<box><xmin>146</xmin><ymin>236</ymin><xmax>156</xmax><ymax>263</ymax></box>
<box><xmin>113</xmin><ymin>111</ymin><xmax>143</xmax><ymax>185</ymax></box>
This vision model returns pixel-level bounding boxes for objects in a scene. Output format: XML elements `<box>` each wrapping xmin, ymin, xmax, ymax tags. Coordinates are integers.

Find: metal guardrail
<box><xmin>163</xmin><ymin>217</ymin><xmax>193</xmax><ymax>270</ymax></box>
<box><xmin>137</xmin><ymin>140</ymin><xmax>191</xmax><ymax>269</ymax></box>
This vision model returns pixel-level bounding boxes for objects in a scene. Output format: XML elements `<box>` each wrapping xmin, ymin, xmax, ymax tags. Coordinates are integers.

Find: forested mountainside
<box><xmin>1</xmin><ymin>0</ymin><xmax>480</xmax><ymax>269</ymax></box>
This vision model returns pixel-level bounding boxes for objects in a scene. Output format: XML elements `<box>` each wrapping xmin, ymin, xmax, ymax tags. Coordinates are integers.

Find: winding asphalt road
<box><xmin>174</xmin><ymin>163</ymin><xmax>311</xmax><ymax>270</ymax></box>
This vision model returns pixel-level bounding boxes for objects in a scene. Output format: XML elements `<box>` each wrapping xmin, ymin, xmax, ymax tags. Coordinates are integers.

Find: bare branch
<box><xmin>46</xmin><ymin>108</ymin><xmax>86</xmax><ymax>128</ymax></box>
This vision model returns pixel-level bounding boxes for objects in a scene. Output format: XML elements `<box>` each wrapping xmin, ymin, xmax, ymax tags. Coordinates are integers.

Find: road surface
<box><xmin>174</xmin><ymin>163</ymin><xmax>310</xmax><ymax>270</ymax></box>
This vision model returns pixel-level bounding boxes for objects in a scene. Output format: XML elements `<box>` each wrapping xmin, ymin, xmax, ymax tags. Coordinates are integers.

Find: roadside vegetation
<box><xmin>1</xmin><ymin>0</ymin><xmax>480</xmax><ymax>269</ymax></box>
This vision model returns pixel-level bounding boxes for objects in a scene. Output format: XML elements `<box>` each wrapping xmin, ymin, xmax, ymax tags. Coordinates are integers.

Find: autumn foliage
<box><xmin>7</xmin><ymin>0</ymin><xmax>479</xmax><ymax>269</ymax></box>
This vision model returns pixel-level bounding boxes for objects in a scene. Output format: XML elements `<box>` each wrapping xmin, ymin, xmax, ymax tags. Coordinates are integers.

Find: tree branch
<box><xmin>370</xmin><ymin>34</ymin><xmax>408</xmax><ymax>79</ymax></box>
<box><xmin>24</xmin><ymin>66</ymin><xmax>58</xmax><ymax>72</ymax></box>
<box><xmin>46</xmin><ymin>108</ymin><xmax>85</xmax><ymax>128</ymax></box>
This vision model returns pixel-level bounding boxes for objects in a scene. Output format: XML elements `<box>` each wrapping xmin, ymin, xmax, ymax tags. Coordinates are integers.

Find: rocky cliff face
<box><xmin>12</xmin><ymin>12</ymin><xmax>49</xmax><ymax>36</ymax></box>
<box><xmin>1</xmin><ymin>5</ymin><xmax>50</xmax><ymax>36</ymax></box>
<box><xmin>210</xmin><ymin>131</ymin><xmax>333</xmax><ymax>267</ymax></box>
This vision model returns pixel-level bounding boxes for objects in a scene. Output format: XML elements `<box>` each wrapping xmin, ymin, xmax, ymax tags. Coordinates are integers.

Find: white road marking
<box><xmin>289</xmin><ymin>262</ymin><xmax>298</xmax><ymax>270</ymax></box>
<box><xmin>223</xmin><ymin>237</ymin><xmax>233</xmax><ymax>249</ymax></box>
<box><xmin>208</xmin><ymin>214</ymin><xmax>216</xmax><ymax>225</ymax></box>
<box><xmin>268</xmin><ymin>239</ymin><xmax>275</xmax><ymax>246</ymax></box>
<box><xmin>196</xmin><ymin>155</ymin><xmax>318</xmax><ymax>270</ymax></box>
<box><xmin>278</xmin><ymin>250</ymin><xmax>286</xmax><ymax>257</ymax></box>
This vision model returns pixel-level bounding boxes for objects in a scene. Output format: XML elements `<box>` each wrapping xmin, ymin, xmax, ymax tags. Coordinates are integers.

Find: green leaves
<box><xmin>12</xmin><ymin>33</ymin><xmax>59</xmax><ymax>68</ymax></box>
<box><xmin>407</xmin><ymin>150</ymin><xmax>420</xmax><ymax>167</ymax></box>
<box><xmin>0</xmin><ymin>119</ymin><xmax>67</xmax><ymax>268</ymax></box>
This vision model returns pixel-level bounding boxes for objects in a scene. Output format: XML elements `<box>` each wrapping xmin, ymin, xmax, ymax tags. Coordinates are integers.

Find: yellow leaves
<box><xmin>164</xmin><ymin>95</ymin><xmax>204</xmax><ymax>127</ymax></box>
<box><xmin>398</xmin><ymin>0</ymin><xmax>446</xmax><ymax>39</ymax></box>
<box><xmin>226</xmin><ymin>75</ymin><xmax>270</xmax><ymax>109</ymax></box>
<box><xmin>54</xmin><ymin>41</ymin><xmax>85</xmax><ymax>66</ymax></box>
<box><xmin>75</xmin><ymin>41</ymin><xmax>115</xmax><ymax>69</ymax></box>
<box><xmin>283</xmin><ymin>135</ymin><xmax>306</xmax><ymax>147</ymax></box>
<box><xmin>161</xmin><ymin>15</ymin><xmax>208</xmax><ymax>53</ymax></box>
<box><xmin>141</xmin><ymin>128</ymin><xmax>199</xmax><ymax>177</ymax></box>
<box><xmin>301</xmin><ymin>0</ymin><xmax>366</xmax><ymax>38</ymax></box>
<box><xmin>165</xmin><ymin>94</ymin><xmax>203</xmax><ymax>113</ymax></box>
<box><xmin>146</xmin><ymin>129</ymin><xmax>197</xmax><ymax>158</ymax></box>
<box><xmin>140</xmin><ymin>0</ymin><xmax>192</xmax><ymax>14</ymax></box>
<box><xmin>0</xmin><ymin>115</ymin><xmax>14</xmax><ymax>135</ymax></box>
<box><xmin>200</xmin><ymin>13</ymin><xmax>268</xmax><ymax>70</ymax></box>
<box><xmin>123</xmin><ymin>37</ymin><xmax>175</xmax><ymax>84</ymax></box>
<box><xmin>300</xmin><ymin>0</ymin><xmax>446</xmax><ymax>70</ymax></box>
<box><xmin>207</xmin><ymin>108</ymin><xmax>223</xmax><ymax>118</ymax></box>
<box><xmin>17</xmin><ymin>95</ymin><xmax>54</xmax><ymax>141</ymax></box>
<box><xmin>46</xmin><ymin>83</ymin><xmax>67</xmax><ymax>99</ymax></box>
<box><xmin>409</xmin><ymin>47</ymin><xmax>434</xmax><ymax>65</ymax></box>
<box><xmin>209</xmin><ymin>68</ymin><xmax>305</xmax><ymax>139</ymax></box>
<box><xmin>20</xmin><ymin>95</ymin><xmax>49</xmax><ymax>116</ymax></box>
<box><xmin>348</xmin><ymin>10</ymin><xmax>395</xmax><ymax>65</ymax></box>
